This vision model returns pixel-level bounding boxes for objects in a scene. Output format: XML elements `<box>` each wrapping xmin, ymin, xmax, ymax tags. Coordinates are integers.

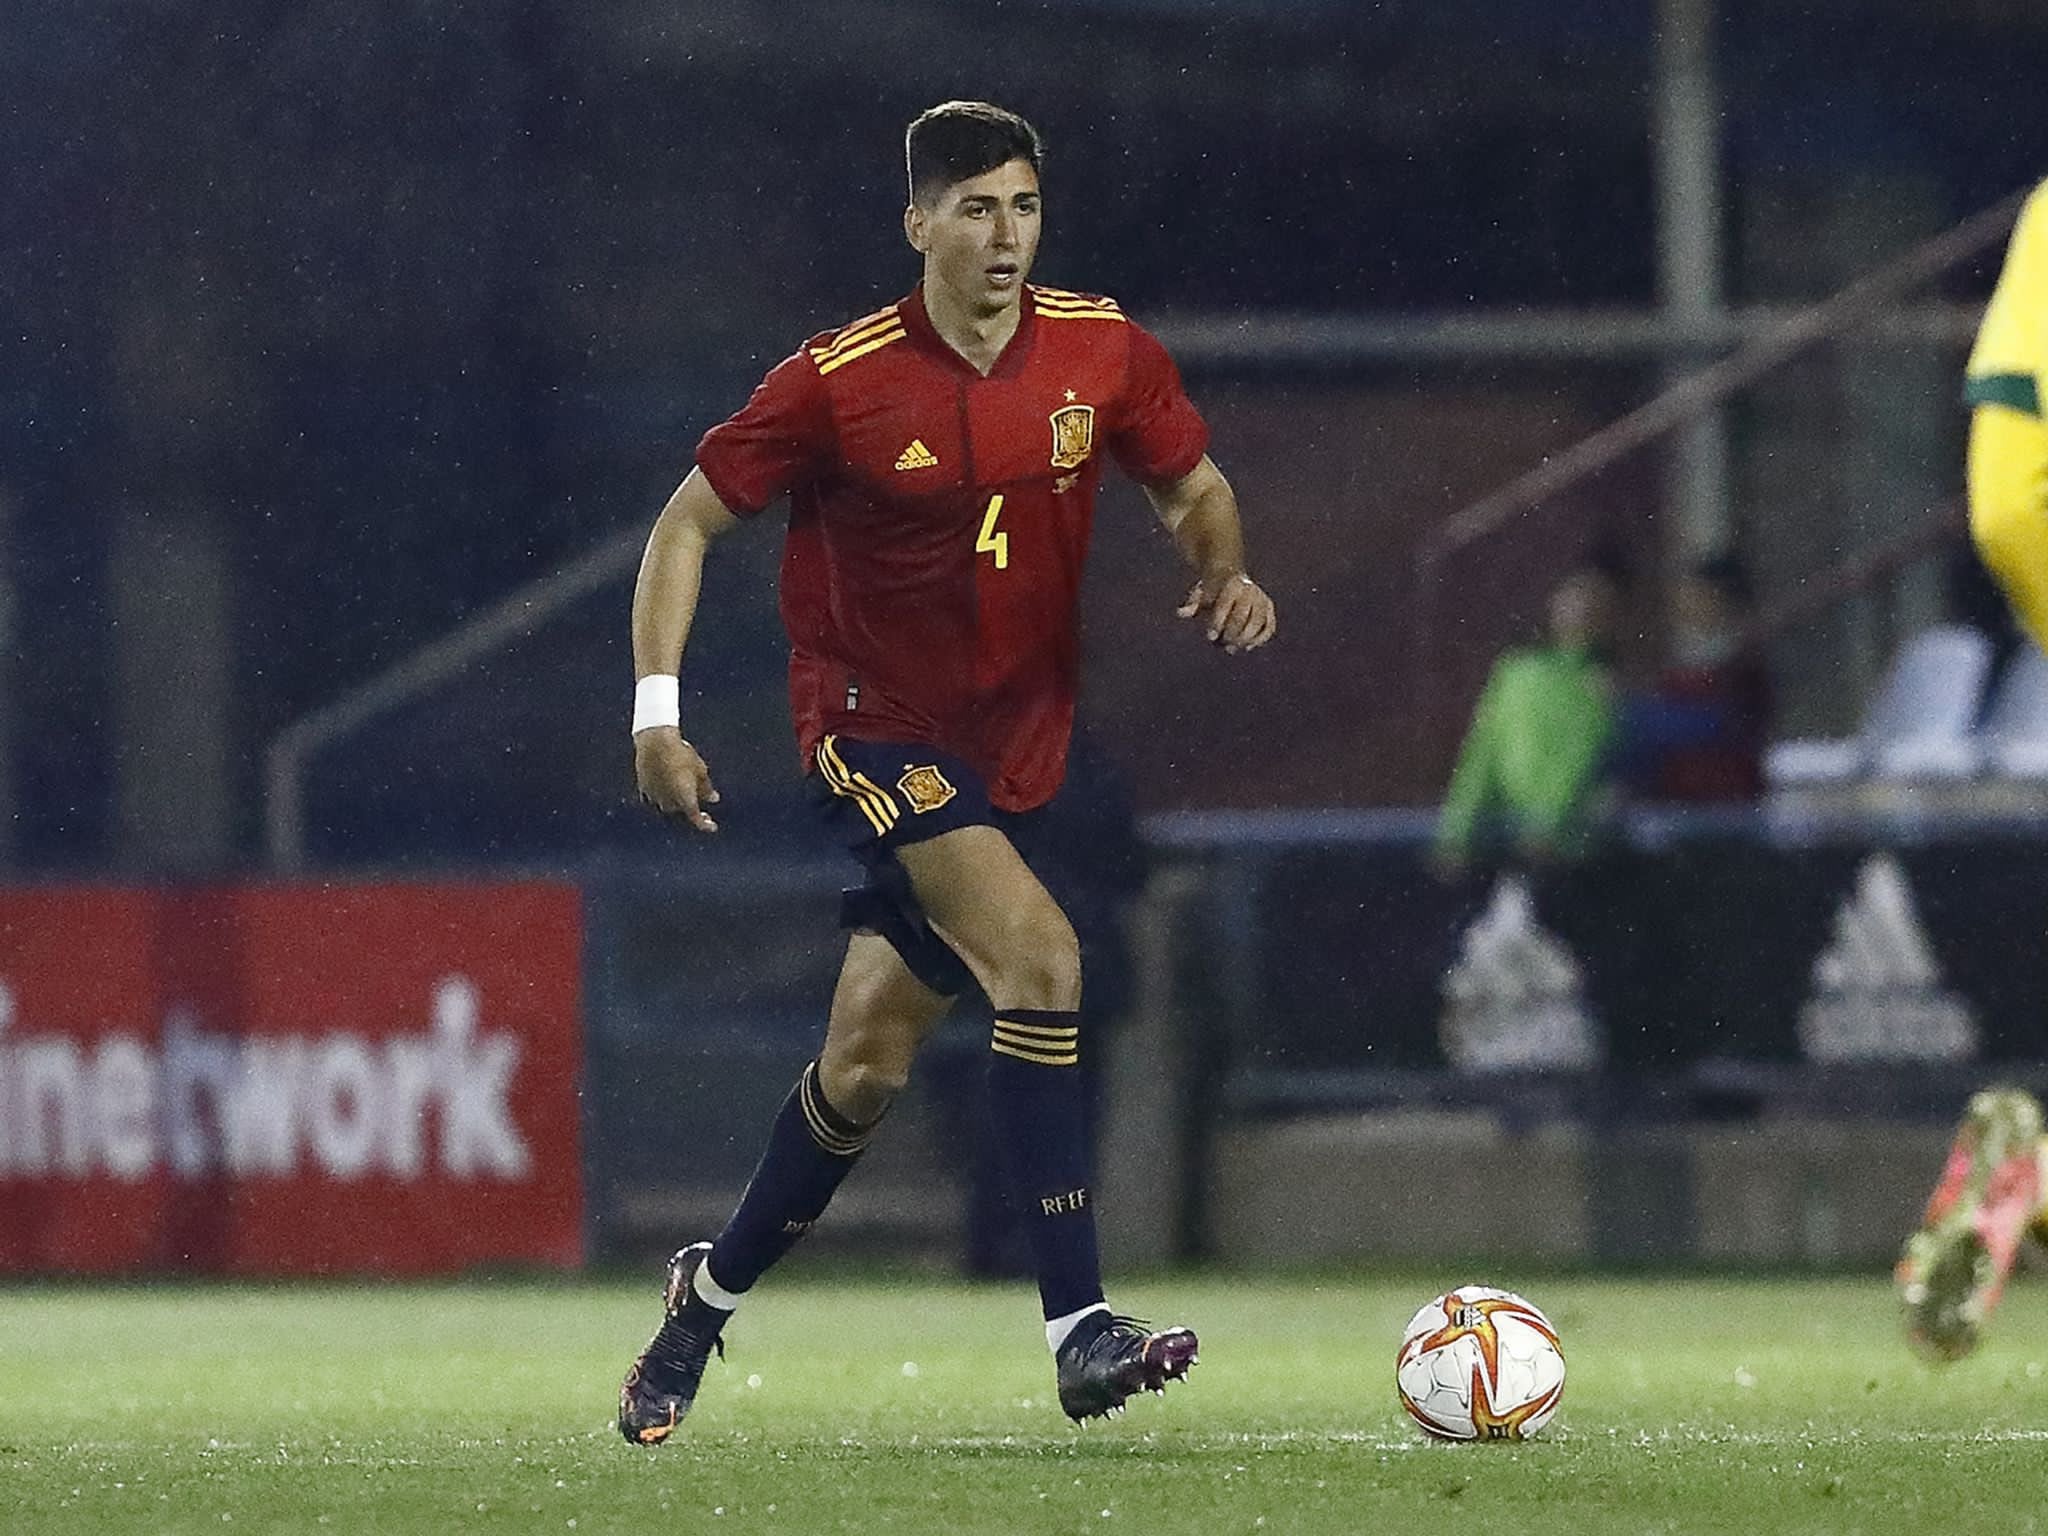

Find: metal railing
<box><xmin>1409</xmin><ymin>188</ymin><xmax>2030</xmax><ymax>732</ymax></box>
<box><xmin>261</xmin><ymin>192</ymin><xmax>2031</xmax><ymax>872</ymax></box>
<box><xmin>263</xmin><ymin>526</ymin><xmax>646</xmax><ymax>870</ymax></box>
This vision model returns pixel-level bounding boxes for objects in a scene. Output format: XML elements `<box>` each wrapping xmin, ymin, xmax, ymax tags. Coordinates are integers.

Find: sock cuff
<box><xmin>695</xmin><ymin>1255</ymin><xmax>745</xmax><ymax>1311</ymax></box>
<box><xmin>1045</xmin><ymin>1301</ymin><xmax>1111</xmax><ymax>1353</ymax></box>
<box><xmin>992</xmin><ymin>1013</ymin><xmax>1081</xmax><ymax>1067</ymax></box>
<box><xmin>799</xmin><ymin>1060</ymin><xmax>879</xmax><ymax>1156</ymax></box>
<box><xmin>998</xmin><ymin>1008</ymin><xmax>1082</xmax><ymax>1027</ymax></box>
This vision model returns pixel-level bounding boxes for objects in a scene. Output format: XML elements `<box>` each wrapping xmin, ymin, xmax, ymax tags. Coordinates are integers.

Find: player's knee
<box><xmin>818</xmin><ymin>1033</ymin><xmax>914</xmax><ymax>1122</ymax></box>
<box><xmin>834</xmin><ymin>1058</ymin><xmax>912</xmax><ymax>1120</ymax></box>
<box><xmin>984</xmin><ymin>910</ymin><xmax>1082</xmax><ymax>1011</ymax></box>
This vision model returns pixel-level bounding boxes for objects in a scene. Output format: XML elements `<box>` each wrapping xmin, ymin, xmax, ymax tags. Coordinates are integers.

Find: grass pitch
<box><xmin>5</xmin><ymin>1271</ymin><xmax>2048</xmax><ymax>1534</ymax></box>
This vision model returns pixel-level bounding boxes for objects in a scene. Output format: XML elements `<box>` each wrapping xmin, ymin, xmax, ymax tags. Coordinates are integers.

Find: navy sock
<box><xmin>986</xmin><ymin>1009</ymin><xmax>1105</xmax><ymax>1322</ymax></box>
<box><xmin>707</xmin><ymin>1060</ymin><xmax>879</xmax><ymax>1295</ymax></box>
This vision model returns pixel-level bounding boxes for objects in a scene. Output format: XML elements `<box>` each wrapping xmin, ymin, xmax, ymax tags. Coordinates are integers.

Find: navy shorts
<box><xmin>809</xmin><ymin>734</ymin><xmax>1040</xmax><ymax>998</ymax></box>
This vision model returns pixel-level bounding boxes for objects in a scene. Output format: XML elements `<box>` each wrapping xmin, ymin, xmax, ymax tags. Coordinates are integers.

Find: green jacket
<box><xmin>1435</xmin><ymin>644</ymin><xmax>1617</xmax><ymax>864</ymax></box>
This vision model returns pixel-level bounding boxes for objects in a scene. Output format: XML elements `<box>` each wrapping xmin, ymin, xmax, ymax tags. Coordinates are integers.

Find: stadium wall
<box><xmin>1196</xmin><ymin>1115</ymin><xmax>1957</xmax><ymax>1268</ymax></box>
<box><xmin>4</xmin><ymin>829</ymin><xmax>2042</xmax><ymax>1277</ymax></box>
<box><xmin>0</xmin><ymin>882</ymin><xmax>584</xmax><ymax>1275</ymax></box>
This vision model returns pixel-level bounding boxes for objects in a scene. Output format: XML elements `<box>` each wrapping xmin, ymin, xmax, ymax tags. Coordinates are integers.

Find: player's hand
<box><xmin>633</xmin><ymin>727</ymin><xmax>721</xmax><ymax>833</ymax></box>
<box><xmin>1177</xmin><ymin>570</ymin><xmax>1276</xmax><ymax>654</ymax></box>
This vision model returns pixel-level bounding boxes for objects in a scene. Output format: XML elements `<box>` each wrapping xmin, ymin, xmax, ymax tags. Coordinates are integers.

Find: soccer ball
<box><xmin>1395</xmin><ymin>1286</ymin><xmax>1565</xmax><ymax>1442</ymax></box>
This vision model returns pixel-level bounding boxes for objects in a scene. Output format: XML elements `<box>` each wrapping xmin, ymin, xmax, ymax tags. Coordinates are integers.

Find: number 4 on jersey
<box><xmin>976</xmin><ymin>494</ymin><xmax>1009</xmax><ymax>570</ymax></box>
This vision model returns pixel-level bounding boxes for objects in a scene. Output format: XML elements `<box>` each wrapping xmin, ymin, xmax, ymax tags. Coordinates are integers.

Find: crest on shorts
<box><xmin>897</xmin><ymin>764</ymin><xmax>958</xmax><ymax>815</ymax></box>
<box><xmin>1049</xmin><ymin>403</ymin><xmax>1096</xmax><ymax>470</ymax></box>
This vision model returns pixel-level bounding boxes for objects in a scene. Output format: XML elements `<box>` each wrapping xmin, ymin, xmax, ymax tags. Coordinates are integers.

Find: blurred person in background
<box><xmin>620</xmin><ymin>101</ymin><xmax>1275</xmax><ymax>1444</ymax></box>
<box><xmin>1896</xmin><ymin>178</ymin><xmax>2048</xmax><ymax>1364</ymax></box>
<box><xmin>1618</xmin><ymin>552</ymin><xmax>1772</xmax><ymax>804</ymax></box>
<box><xmin>1431</xmin><ymin>564</ymin><xmax>1624</xmax><ymax>877</ymax></box>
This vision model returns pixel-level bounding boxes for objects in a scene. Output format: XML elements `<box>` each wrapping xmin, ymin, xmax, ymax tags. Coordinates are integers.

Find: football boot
<box><xmin>1055</xmin><ymin>1310</ymin><xmax>1199</xmax><ymax>1421</ymax></box>
<box><xmin>619</xmin><ymin>1242</ymin><xmax>727</xmax><ymax>1444</ymax></box>
<box><xmin>1897</xmin><ymin>1088</ymin><xmax>2045</xmax><ymax>1362</ymax></box>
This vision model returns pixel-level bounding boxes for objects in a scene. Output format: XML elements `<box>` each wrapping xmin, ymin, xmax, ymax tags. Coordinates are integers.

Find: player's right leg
<box><xmin>898</xmin><ymin>824</ymin><xmax>1199</xmax><ymax>1420</ymax></box>
<box><xmin>1897</xmin><ymin>1086</ymin><xmax>2045</xmax><ymax>1361</ymax></box>
<box><xmin>619</xmin><ymin>933</ymin><xmax>951</xmax><ymax>1445</ymax></box>
<box><xmin>1967</xmin><ymin>403</ymin><xmax>2048</xmax><ymax>654</ymax></box>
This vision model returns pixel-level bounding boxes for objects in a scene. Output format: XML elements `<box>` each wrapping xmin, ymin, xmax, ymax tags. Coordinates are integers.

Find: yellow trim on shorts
<box><xmin>817</xmin><ymin>735</ymin><xmax>899</xmax><ymax>836</ymax></box>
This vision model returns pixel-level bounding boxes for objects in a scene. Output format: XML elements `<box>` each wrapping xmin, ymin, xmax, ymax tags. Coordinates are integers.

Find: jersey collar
<box><xmin>901</xmin><ymin>284</ymin><xmax>1038</xmax><ymax>380</ymax></box>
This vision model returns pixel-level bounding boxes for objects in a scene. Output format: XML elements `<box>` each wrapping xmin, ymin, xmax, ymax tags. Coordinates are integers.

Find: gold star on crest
<box><xmin>1063</xmin><ymin>388</ymin><xmax>1078</xmax><ymax>402</ymax></box>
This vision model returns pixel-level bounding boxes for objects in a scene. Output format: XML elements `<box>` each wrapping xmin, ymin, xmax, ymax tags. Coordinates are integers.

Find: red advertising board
<box><xmin>0</xmin><ymin>882</ymin><xmax>583</xmax><ymax>1275</ymax></box>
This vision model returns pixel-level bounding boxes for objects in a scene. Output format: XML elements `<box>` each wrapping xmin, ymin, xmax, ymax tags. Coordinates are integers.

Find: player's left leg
<box><xmin>620</xmin><ymin>934</ymin><xmax>952</xmax><ymax>1445</ymax></box>
<box><xmin>898</xmin><ymin>824</ymin><xmax>1199</xmax><ymax>1420</ymax></box>
<box><xmin>1896</xmin><ymin>1086</ymin><xmax>2045</xmax><ymax>1361</ymax></box>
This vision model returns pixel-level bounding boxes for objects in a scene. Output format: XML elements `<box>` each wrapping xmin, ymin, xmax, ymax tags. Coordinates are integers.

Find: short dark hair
<box><xmin>905</xmin><ymin>101</ymin><xmax>1043</xmax><ymax>205</ymax></box>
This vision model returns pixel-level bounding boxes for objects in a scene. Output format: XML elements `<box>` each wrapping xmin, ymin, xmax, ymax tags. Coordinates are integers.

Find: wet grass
<box><xmin>4</xmin><ymin>1271</ymin><xmax>2047</xmax><ymax>1534</ymax></box>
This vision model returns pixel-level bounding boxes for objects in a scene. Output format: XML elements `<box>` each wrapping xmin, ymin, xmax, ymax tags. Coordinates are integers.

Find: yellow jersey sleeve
<box><xmin>1966</xmin><ymin>179</ymin><xmax>2048</xmax><ymax>416</ymax></box>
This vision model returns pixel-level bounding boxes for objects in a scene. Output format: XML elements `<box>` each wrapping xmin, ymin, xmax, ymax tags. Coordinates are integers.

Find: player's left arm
<box><xmin>1143</xmin><ymin>456</ymin><xmax>1277</xmax><ymax>654</ymax></box>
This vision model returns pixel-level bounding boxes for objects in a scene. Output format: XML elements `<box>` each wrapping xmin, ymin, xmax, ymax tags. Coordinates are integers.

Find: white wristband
<box><xmin>632</xmin><ymin>674</ymin><xmax>681</xmax><ymax>735</ymax></box>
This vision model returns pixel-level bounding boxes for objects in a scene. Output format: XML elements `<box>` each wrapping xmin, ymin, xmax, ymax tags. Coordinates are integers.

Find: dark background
<box><xmin>8</xmin><ymin>0</ymin><xmax>2048</xmax><ymax>868</ymax></box>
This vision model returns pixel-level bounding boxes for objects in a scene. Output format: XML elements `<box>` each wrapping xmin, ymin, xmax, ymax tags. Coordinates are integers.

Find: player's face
<box><xmin>905</xmin><ymin>159</ymin><xmax>1042</xmax><ymax>316</ymax></box>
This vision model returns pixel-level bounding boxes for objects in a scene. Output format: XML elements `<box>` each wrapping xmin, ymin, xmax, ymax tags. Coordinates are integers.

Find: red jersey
<box><xmin>695</xmin><ymin>283</ymin><xmax>1209</xmax><ymax>811</ymax></box>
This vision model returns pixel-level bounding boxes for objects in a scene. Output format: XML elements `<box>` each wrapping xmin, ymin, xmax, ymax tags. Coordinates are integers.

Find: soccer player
<box><xmin>617</xmin><ymin>101</ymin><xmax>1276</xmax><ymax>1444</ymax></box>
<box><xmin>1895</xmin><ymin>182</ymin><xmax>2048</xmax><ymax>1362</ymax></box>
<box><xmin>1964</xmin><ymin>178</ymin><xmax>2048</xmax><ymax>655</ymax></box>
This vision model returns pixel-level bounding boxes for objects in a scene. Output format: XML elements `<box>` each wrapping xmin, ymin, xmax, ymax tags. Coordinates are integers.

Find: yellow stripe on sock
<box><xmin>800</xmin><ymin>1068</ymin><xmax>868</xmax><ymax>1155</ymax></box>
<box><xmin>992</xmin><ymin>1032</ymin><xmax>1081</xmax><ymax>1053</ymax></box>
<box><xmin>994</xmin><ymin>1020</ymin><xmax>1080</xmax><ymax>1042</ymax></box>
<box><xmin>992</xmin><ymin>1040</ymin><xmax>1080</xmax><ymax>1066</ymax></box>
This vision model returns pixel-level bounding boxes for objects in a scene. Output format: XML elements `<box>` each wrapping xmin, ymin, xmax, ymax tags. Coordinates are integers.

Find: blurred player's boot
<box><xmin>1054</xmin><ymin>1311</ymin><xmax>1199</xmax><ymax>1421</ymax></box>
<box><xmin>618</xmin><ymin>1242</ymin><xmax>727</xmax><ymax>1445</ymax></box>
<box><xmin>1896</xmin><ymin>1088</ymin><xmax>2045</xmax><ymax>1362</ymax></box>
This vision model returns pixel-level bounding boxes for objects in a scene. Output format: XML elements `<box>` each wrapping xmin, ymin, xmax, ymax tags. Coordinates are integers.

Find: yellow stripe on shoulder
<box><xmin>1031</xmin><ymin>284</ymin><xmax>1120</xmax><ymax>306</ymax></box>
<box><xmin>1032</xmin><ymin>286</ymin><xmax>1126</xmax><ymax>322</ymax></box>
<box><xmin>1033</xmin><ymin>285</ymin><xmax>1123</xmax><ymax>311</ymax></box>
<box><xmin>809</xmin><ymin>306</ymin><xmax>905</xmax><ymax>364</ymax></box>
<box><xmin>809</xmin><ymin>321</ymin><xmax>900</xmax><ymax>366</ymax></box>
<box><xmin>815</xmin><ymin>327</ymin><xmax>907</xmax><ymax>375</ymax></box>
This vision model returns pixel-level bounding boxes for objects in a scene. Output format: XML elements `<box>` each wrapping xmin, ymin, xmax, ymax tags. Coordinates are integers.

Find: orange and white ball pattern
<box><xmin>1395</xmin><ymin>1286</ymin><xmax>1566</xmax><ymax>1442</ymax></box>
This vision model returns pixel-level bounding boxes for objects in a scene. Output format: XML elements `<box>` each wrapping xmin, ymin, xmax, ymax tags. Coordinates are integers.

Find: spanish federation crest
<box><xmin>1049</xmin><ymin>403</ymin><xmax>1096</xmax><ymax>470</ymax></box>
<box><xmin>897</xmin><ymin>764</ymin><xmax>958</xmax><ymax>815</ymax></box>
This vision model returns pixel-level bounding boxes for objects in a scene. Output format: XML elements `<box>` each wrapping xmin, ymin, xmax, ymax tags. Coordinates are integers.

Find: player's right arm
<box><xmin>631</xmin><ymin>468</ymin><xmax>743</xmax><ymax>833</ymax></box>
<box><xmin>633</xmin><ymin>342</ymin><xmax>834</xmax><ymax>832</ymax></box>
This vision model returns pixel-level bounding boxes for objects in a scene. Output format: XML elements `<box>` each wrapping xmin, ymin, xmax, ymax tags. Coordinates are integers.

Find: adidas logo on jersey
<box><xmin>894</xmin><ymin>439</ymin><xmax>939</xmax><ymax>471</ymax></box>
<box><xmin>1439</xmin><ymin>874</ymin><xmax>1601</xmax><ymax>1071</ymax></box>
<box><xmin>1796</xmin><ymin>853</ymin><xmax>1978</xmax><ymax>1063</ymax></box>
